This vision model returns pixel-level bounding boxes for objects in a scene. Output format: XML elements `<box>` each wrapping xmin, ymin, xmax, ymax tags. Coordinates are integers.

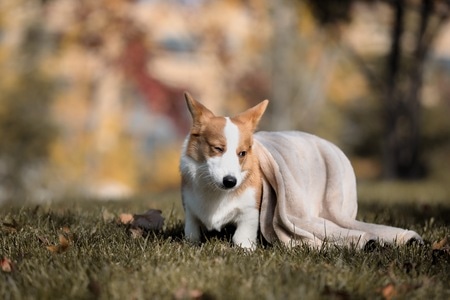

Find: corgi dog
<box><xmin>180</xmin><ymin>92</ymin><xmax>267</xmax><ymax>250</ymax></box>
<box><xmin>180</xmin><ymin>92</ymin><xmax>422</xmax><ymax>250</ymax></box>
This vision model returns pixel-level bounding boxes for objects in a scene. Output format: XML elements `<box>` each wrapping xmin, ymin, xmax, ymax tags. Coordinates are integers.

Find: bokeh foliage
<box><xmin>0</xmin><ymin>16</ymin><xmax>56</xmax><ymax>201</ymax></box>
<box><xmin>1</xmin><ymin>0</ymin><xmax>450</xmax><ymax>200</ymax></box>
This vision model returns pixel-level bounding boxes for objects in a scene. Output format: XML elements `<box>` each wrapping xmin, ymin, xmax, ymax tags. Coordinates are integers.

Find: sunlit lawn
<box><xmin>1</xmin><ymin>186</ymin><xmax>449</xmax><ymax>299</ymax></box>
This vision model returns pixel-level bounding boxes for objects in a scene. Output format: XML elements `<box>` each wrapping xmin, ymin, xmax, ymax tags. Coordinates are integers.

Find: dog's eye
<box><xmin>238</xmin><ymin>151</ymin><xmax>247</xmax><ymax>157</ymax></box>
<box><xmin>213</xmin><ymin>146</ymin><xmax>224</xmax><ymax>153</ymax></box>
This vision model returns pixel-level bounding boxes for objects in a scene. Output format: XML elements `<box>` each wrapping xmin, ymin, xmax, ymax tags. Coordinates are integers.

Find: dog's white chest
<box><xmin>183</xmin><ymin>186</ymin><xmax>257</xmax><ymax>231</ymax></box>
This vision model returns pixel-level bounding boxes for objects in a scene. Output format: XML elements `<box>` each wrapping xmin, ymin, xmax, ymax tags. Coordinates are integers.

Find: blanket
<box><xmin>254</xmin><ymin>131</ymin><xmax>422</xmax><ymax>248</ymax></box>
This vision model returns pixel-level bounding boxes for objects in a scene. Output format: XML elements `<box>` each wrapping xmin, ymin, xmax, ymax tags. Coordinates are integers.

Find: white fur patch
<box><xmin>182</xmin><ymin>183</ymin><xmax>259</xmax><ymax>249</ymax></box>
<box><xmin>180</xmin><ymin>119</ymin><xmax>259</xmax><ymax>249</ymax></box>
<box><xmin>206</xmin><ymin>117</ymin><xmax>245</xmax><ymax>189</ymax></box>
<box><xmin>181</xmin><ymin>118</ymin><xmax>258</xmax><ymax>250</ymax></box>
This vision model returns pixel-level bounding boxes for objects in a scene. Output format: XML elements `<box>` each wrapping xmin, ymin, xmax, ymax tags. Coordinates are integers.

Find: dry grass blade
<box><xmin>1</xmin><ymin>219</ymin><xmax>19</xmax><ymax>233</ymax></box>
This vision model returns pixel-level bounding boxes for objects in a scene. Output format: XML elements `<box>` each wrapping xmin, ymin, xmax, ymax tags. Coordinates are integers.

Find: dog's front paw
<box><xmin>184</xmin><ymin>231</ymin><xmax>201</xmax><ymax>244</ymax></box>
<box><xmin>232</xmin><ymin>235</ymin><xmax>257</xmax><ymax>251</ymax></box>
<box><xmin>185</xmin><ymin>235</ymin><xmax>201</xmax><ymax>245</ymax></box>
<box><xmin>233</xmin><ymin>240</ymin><xmax>256</xmax><ymax>251</ymax></box>
<box><xmin>184</xmin><ymin>226</ymin><xmax>202</xmax><ymax>245</ymax></box>
<box><xmin>398</xmin><ymin>230</ymin><xmax>423</xmax><ymax>245</ymax></box>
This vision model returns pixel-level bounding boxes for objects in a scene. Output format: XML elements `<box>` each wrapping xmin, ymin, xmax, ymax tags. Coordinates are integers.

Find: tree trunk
<box><xmin>383</xmin><ymin>0</ymin><xmax>430</xmax><ymax>179</ymax></box>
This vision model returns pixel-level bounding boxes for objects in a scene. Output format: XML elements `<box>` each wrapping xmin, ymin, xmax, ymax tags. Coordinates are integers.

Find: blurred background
<box><xmin>1</xmin><ymin>0</ymin><xmax>450</xmax><ymax>204</ymax></box>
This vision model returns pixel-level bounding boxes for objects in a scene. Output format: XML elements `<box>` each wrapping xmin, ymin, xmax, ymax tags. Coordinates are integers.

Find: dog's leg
<box><xmin>232</xmin><ymin>208</ymin><xmax>259</xmax><ymax>250</ymax></box>
<box><xmin>184</xmin><ymin>208</ymin><xmax>201</xmax><ymax>243</ymax></box>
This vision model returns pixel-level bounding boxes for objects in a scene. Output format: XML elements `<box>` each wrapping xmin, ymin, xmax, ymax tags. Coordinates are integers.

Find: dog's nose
<box><xmin>222</xmin><ymin>175</ymin><xmax>237</xmax><ymax>189</ymax></box>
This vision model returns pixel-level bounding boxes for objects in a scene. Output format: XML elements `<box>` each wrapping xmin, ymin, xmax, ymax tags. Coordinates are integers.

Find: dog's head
<box><xmin>184</xmin><ymin>92</ymin><xmax>268</xmax><ymax>191</ymax></box>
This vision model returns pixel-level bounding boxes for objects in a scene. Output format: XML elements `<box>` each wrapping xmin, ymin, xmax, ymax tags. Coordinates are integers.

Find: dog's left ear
<box><xmin>234</xmin><ymin>100</ymin><xmax>269</xmax><ymax>132</ymax></box>
<box><xmin>184</xmin><ymin>92</ymin><xmax>215</xmax><ymax>131</ymax></box>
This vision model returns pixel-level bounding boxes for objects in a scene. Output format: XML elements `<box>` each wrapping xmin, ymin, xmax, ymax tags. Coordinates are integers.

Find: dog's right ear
<box><xmin>184</xmin><ymin>92</ymin><xmax>215</xmax><ymax>131</ymax></box>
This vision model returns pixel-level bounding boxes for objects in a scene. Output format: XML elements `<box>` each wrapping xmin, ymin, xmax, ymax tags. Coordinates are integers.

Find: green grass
<box><xmin>1</xmin><ymin>190</ymin><xmax>449</xmax><ymax>300</ymax></box>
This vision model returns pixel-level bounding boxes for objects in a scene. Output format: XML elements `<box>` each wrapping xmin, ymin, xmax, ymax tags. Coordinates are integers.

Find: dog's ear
<box><xmin>184</xmin><ymin>92</ymin><xmax>215</xmax><ymax>131</ymax></box>
<box><xmin>234</xmin><ymin>100</ymin><xmax>269</xmax><ymax>132</ymax></box>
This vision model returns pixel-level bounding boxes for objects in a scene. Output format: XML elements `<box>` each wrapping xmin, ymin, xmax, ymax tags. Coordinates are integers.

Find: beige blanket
<box><xmin>254</xmin><ymin>131</ymin><xmax>422</xmax><ymax>248</ymax></box>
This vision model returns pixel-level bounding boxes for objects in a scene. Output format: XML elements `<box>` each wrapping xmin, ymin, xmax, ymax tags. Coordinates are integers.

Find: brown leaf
<box><xmin>46</xmin><ymin>234</ymin><xmax>70</xmax><ymax>254</ymax></box>
<box><xmin>119</xmin><ymin>213</ymin><xmax>134</xmax><ymax>225</ymax></box>
<box><xmin>46</xmin><ymin>245</ymin><xmax>60</xmax><ymax>253</ymax></box>
<box><xmin>173</xmin><ymin>278</ymin><xmax>209</xmax><ymax>300</ymax></box>
<box><xmin>174</xmin><ymin>287</ymin><xmax>205</xmax><ymax>300</ymax></box>
<box><xmin>59</xmin><ymin>234</ymin><xmax>70</xmax><ymax>248</ymax></box>
<box><xmin>61</xmin><ymin>227</ymin><xmax>75</xmax><ymax>241</ymax></box>
<box><xmin>381</xmin><ymin>283</ymin><xmax>397</xmax><ymax>300</ymax></box>
<box><xmin>432</xmin><ymin>236</ymin><xmax>449</xmax><ymax>250</ymax></box>
<box><xmin>381</xmin><ymin>283</ymin><xmax>420</xmax><ymax>300</ymax></box>
<box><xmin>0</xmin><ymin>257</ymin><xmax>14</xmax><ymax>273</ymax></box>
<box><xmin>131</xmin><ymin>209</ymin><xmax>164</xmax><ymax>231</ymax></box>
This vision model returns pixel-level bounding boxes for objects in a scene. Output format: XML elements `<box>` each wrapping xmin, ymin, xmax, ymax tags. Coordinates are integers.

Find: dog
<box><xmin>180</xmin><ymin>92</ymin><xmax>422</xmax><ymax>250</ymax></box>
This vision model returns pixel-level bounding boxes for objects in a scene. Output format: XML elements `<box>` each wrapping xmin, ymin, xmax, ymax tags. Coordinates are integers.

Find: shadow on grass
<box><xmin>161</xmin><ymin>201</ymin><xmax>450</xmax><ymax>246</ymax></box>
<box><xmin>151</xmin><ymin>202</ymin><xmax>450</xmax><ymax>244</ymax></box>
<box><xmin>358</xmin><ymin>201</ymin><xmax>450</xmax><ymax>226</ymax></box>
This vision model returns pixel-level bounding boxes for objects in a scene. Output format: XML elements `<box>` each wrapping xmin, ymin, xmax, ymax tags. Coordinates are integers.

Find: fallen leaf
<box><xmin>432</xmin><ymin>236</ymin><xmax>449</xmax><ymax>250</ymax></box>
<box><xmin>46</xmin><ymin>234</ymin><xmax>70</xmax><ymax>254</ymax></box>
<box><xmin>59</xmin><ymin>234</ymin><xmax>70</xmax><ymax>248</ymax></box>
<box><xmin>173</xmin><ymin>278</ymin><xmax>210</xmax><ymax>300</ymax></box>
<box><xmin>120</xmin><ymin>209</ymin><xmax>165</xmax><ymax>238</ymax></box>
<box><xmin>46</xmin><ymin>245</ymin><xmax>60</xmax><ymax>253</ymax></box>
<box><xmin>119</xmin><ymin>213</ymin><xmax>134</xmax><ymax>225</ymax></box>
<box><xmin>61</xmin><ymin>226</ymin><xmax>75</xmax><ymax>241</ymax></box>
<box><xmin>131</xmin><ymin>209</ymin><xmax>164</xmax><ymax>231</ymax></box>
<box><xmin>174</xmin><ymin>286</ymin><xmax>205</xmax><ymax>300</ymax></box>
<box><xmin>431</xmin><ymin>236</ymin><xmax>450</xmax><ymax>264</ymax></box>
<box><xmin>0</xmin><ymin>258</ymin><xmax>13</xmax><ymax>273</ymax></box>
<box><xmin>381</xmin><ymin>282</ymin><xmax>421</xmax><ymax>300</ymax></box>
<box><xmin>381</xmin><ymin>283</ymin><xmax>397</xmax><ymax>300</ymax></box>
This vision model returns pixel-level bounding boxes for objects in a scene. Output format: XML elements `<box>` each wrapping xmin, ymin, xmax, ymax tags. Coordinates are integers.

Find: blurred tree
<box><xmin>0</xmin><ymin>4</ymin><xmax>56</xmax><ymax>201</ymax></box>
<box><xmin>266</xmin><ymin>1</ymin><xmax>339</xmax><ymax>132</ymax></box>
<box><xmin>0</xmin><ymin>73</ymin><xmax>55</xmax><ymax>201</ymax></box>
<box><xmin>0</xmin><ymin>71</ymin><xmax>56</xmax><ymax>201</ymax></box>
<box><xmin>307</xmin><ymin>0</ymin><xmax>450</xmax><ymax>179</ymax></box>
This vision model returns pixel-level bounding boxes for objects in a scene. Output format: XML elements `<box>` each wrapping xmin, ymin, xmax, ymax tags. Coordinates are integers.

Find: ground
<box><xmin>1</xmin><ymin>189</ymin><xmax>449</xmax><ymax>300</ymax></box>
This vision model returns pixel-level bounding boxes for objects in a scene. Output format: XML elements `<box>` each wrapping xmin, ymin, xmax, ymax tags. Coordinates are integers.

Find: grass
<box><xmin>1</xmin><ymin>190</ymin><xmax>449</xmax><ymax>300</ymax></box>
